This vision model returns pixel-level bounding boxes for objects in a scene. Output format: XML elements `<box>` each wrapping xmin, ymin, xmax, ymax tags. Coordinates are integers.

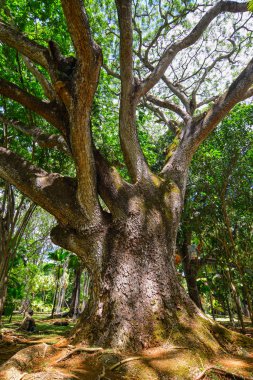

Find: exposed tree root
<box><xmin>195</xmin><ymin>366</ymin><xmax>253</xmax><ymax>380</ymax></box>
<box><xmin>109</xmin><ymin>356</ymin><xmax>142</xmax><ymax>371</ymax></box>
<box><xmin>55</xmin><ymin>346</ymin><xmax>115</xmax><ymax>363</ymax></box>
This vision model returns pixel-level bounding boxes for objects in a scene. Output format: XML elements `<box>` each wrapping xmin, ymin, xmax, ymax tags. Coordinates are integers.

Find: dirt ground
<box><xmin>0</xmin><ymin>314</ymin><xmax>253</xmax><ymax>380</ymax></box>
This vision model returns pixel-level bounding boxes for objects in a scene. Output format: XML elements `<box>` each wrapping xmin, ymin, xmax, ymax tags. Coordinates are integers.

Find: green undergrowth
<box><xmin>1</xmin><ymin>312</ymin><xmax>75</xmax><ymax>342</ymax></box>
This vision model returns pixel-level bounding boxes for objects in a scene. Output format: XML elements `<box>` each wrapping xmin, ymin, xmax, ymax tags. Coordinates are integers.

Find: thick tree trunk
<box><xmin>51</xmin><ymin>185</ymin><xmax>252</xmax><ymax>353</ymax></box>
<box><xmin>68</xmin><ymin>195</ymin><xmax>207</xmax><ymax>351</ymax></box>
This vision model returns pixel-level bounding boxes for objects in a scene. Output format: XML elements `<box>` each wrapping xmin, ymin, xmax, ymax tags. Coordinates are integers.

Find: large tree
<box><xmin>0</xmin><ymin>0</ymin><xmax>253</xmax><ymax>351</ymax></box>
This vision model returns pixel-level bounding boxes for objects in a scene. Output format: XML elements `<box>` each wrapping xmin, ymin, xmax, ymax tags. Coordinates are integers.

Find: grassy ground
<box><xmin>1</xmin><ymin>312</ymin><xmax>74</xmax><ymax>338</ymax></box>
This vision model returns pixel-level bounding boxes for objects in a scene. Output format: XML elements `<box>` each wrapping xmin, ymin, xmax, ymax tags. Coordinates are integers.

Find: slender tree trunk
<box><xmin>181</xmin><ymin>233</ymin><xmax>203</xmax><ymax>311</ymax></box>
<box><xmin>209</xmin><ymin>291</ymin><xmax>216</xmax><ymax>321</ymax></box>
<box><xmin>226</xmin><ymin>270</ymin><xmax>245</xmax><ymax>333</ymax></box>
<box><xmin>80</xmin><ymin>270</ymin><xmax>90</xmax><ymax>313</ymax></box>
<box><xmin>243</xmin><ymin>284</ymin><xmax>253</xmax><ymax>325</ymax></box>
<box><xmin>0</xmin><ymin>254</ymin><xmax>9</xmax><ymax>319</ymax></box>
<box><xmin>55</xmin><ymin>261</ymin><xmax>68</xmax><ymax>314</ymax></box>
<box><xmin>225</xmin><ymin>295</ymin><xmax>235</xmax><ymax>327</ymax></box>
<box><xmin>69</xmin><ymin>264</ymin><xmax>82</xmax><ymax>318</ymax></box>
<box><xmin>51</xmin><ymin>266</ymin><xmax>61</xmax><ymax>318</ymax></box>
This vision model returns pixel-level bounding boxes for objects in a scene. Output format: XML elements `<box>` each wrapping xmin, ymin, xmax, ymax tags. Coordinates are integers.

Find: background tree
<box><xmin>180</xmin><ymin>103</ymin><xmax>253</xmax><ymax>328</ymax></box>
<box><xmin>0</xmin><ymin>0</ymin><xmax>253</xmax><ymax>351</ymax></box>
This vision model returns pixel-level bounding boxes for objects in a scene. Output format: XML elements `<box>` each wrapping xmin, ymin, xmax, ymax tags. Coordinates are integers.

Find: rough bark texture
<box><xmin>59</xmin><ymin>183</ymin><xmax>208</xmax><ymax>351</ymax></box>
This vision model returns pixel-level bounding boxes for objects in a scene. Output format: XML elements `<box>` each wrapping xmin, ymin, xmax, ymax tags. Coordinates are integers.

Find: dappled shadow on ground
<box><xmin>47</xmin><ymin>345</ymin><xmax>253</xmax><ymax>380</ymax></box>
<box><xmin>0</xmin><ymin>315</ymin><xmax>253</xmax><ymax>379</ymax></box>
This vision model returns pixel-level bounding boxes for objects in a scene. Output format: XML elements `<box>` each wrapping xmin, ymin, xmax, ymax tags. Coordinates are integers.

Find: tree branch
<box><xmin>146</xmin><ymin>94</ymin><xmax>190</xmax><ymax>123</ymax></box>
<box><xmin>0</xmin><ymin>113</ymin><xmax>70</xmax><ymax>154</ymax></box>
<box><xmin>116</xmin><ymin>0</ymin><xmax>151</xmax><ymax>182</ymax></box>
<box><xmin>0</xmin><ymin>77</ymin><xmax>67</xmax><ymax>135</ymax></box>
<box><xmin>60</xmin><ymin>0</ymin><xmax>100</xmax><ymax>61</ymax></box>
<box><xmin>143</xmin><ymin>101</ymin><xmax>179</xmax><ymax>134</ymax></box>
<box><xmin>162</xmin><ymin>77</ymin><xmax>190</xmax><ymax>113</ymax></box>
<box><xmin>59</xmin><ymin>0</ymin><xmax>104</xmax><ymax>220</ymax></box>
<box><xmin>161</xmin><ymin>56</ymin><xmax>253</xmax><ymax>189</ymax></box>
<box><xmin>0</xmin><ymin>21</ymin><xmax>50</xmax><ymax>69</ymax></box>
<box><xmin>193</xmin><ymin>56</ymin><xmax>253</xmax><ymax>147</ymax></box>
<box><xmin>102</xmin><ymin>64</ymin><xmax>121</xmax><ymax>80</ymax></box>
<box><xmin>0</xmin><ymin>147</ymin><xmax>83</xmax><ymax>227</ymax></box>
<box><xmin>22</xmin><ymin>56</ymin><xmax>55</xmax><ymax>100</ymax></box>
<box><xmin>136</xmin><ymin>1</ymin><xmax>248</xmax><ymax>98</ymax></box>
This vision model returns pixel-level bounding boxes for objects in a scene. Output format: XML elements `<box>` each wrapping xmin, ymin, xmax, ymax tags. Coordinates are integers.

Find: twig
<box><xmin>195</xmin><ymin>366</ymin><xmax>253</xmax><ymax>380</ymax></box>
<box><xmin>109</xmin><ymin>356</ymin><xmax>142</xmax><ymax>371</ymax></box>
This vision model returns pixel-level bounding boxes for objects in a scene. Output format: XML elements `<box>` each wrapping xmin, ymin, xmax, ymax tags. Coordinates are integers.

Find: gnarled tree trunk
<box><xmin>51</xmin><ymin>183</ymin><xmax>211</xmax><ymax>351</ymax></box>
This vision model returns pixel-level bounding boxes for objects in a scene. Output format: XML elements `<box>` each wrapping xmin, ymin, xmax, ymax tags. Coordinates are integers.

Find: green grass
<box><xmin>1</xmin><ymin>312</ymin><xmax>75</xmax><ymax>342</ymax></box>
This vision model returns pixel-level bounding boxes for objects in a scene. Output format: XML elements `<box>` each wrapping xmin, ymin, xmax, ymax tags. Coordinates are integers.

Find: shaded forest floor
<box><xmin>0</xmin><ymin>314</ymin><xmax>253</xmax><ymax>380</ymax></box>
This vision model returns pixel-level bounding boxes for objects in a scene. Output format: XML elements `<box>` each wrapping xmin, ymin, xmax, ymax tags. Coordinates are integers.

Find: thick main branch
<box><xmin>0</xmin><ymin>147</ymin><xmax>82</xmax><ymax>227</ymax></box>
<box><xmin>116</xmin><ymin>0</ymin><xmax>150</xmax><ymax>182</ymax></box>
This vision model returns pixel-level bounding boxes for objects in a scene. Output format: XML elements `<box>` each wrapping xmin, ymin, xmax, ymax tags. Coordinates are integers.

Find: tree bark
<box><xmin>52</xmin><ymin>188</ymin><xmax>207</xmax><ymax>351</ymax></box>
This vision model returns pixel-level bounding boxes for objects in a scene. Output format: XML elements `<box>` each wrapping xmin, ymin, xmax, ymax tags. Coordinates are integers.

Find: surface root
<box><xmin>195</xmin><ymin>366</ymin><xmax>253</xmax><ymax>380</ymax></box>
